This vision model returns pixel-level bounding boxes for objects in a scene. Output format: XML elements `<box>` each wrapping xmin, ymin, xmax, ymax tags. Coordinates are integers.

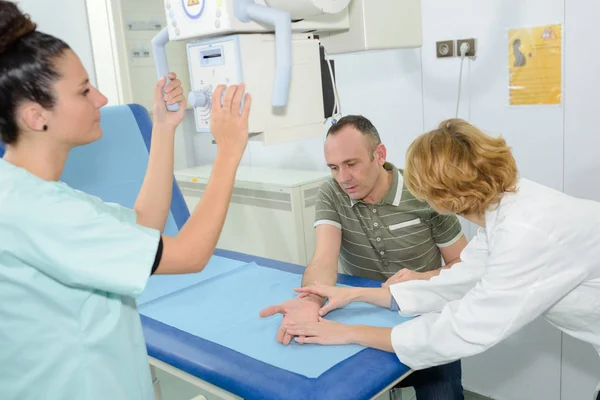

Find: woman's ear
<box><xmin>17</xmin><ymin>103</ymin><xmax>48</xmax><ymax>133</ymax></box>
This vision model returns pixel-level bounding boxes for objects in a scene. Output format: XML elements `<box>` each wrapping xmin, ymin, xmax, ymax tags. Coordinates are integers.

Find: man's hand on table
<box><xmin>259</xmin><ymin>295</ymin><xmax>322</xmax><ymax>345</ymax></box>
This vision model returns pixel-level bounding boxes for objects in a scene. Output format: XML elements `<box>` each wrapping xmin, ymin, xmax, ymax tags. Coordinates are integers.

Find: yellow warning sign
<box><xmin>508</xmin><ymin>24</ymin><xmax>562</xmax><ymax>106</ymax></box>
<box><xmin>188</xmin><ymin>0</ymin><xmax>200</xmax><ymax>5</ymax></box>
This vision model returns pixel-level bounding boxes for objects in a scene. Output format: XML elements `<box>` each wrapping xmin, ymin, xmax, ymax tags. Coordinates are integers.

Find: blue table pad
<box><xmin>141</xmin><ymin>249</ymin><xmax>411</xmax><ymax>400</ymax></box>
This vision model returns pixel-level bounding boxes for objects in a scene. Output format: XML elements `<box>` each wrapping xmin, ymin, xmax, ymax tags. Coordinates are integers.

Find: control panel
<box><xmin>187</xmin><ymin>36</ymin><xmax>243</xmax><ymax>132</ymax></box>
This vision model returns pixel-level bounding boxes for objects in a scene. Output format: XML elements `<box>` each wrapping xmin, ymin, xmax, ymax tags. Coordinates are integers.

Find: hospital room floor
<box><xmin>154</xmin><ymin>369</ymin><xmax>493</xmax><ymax>400</ymax></box>
<box><xmin>393</xmin><ymin>387</ymin><xmax>494</xmax><ymax>400</ymax></box>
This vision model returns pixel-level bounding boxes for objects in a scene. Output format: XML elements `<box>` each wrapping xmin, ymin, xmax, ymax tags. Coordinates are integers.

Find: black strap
<box><xmin>151</xmin><ymin>236</ymin><xmax>163</xmax><ymax>275</ymax></box>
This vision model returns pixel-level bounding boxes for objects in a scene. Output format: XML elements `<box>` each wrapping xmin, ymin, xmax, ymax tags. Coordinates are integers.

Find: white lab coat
<box><xmin>389</xmin><ymin>179</ymin><xmax>600</xmax><ymax>399</ymax></box>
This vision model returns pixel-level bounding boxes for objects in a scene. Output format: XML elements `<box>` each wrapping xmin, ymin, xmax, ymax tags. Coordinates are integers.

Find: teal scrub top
<box><xmin>0</xmin><ymin>159</ymin><xmax>161</xmax><ymax>400</ymax></box>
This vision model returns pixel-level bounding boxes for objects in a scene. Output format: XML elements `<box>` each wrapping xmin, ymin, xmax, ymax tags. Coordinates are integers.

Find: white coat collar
<box><xmin>484</xmin><ymin>178</ymin><xmax>525</xmax><ymax>240</ymax></box>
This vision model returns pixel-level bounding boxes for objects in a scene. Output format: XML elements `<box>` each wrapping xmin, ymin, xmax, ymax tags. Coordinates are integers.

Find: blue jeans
<box><xmin>396</xmin><ymin>360</ymin><xmax>463</xmax><ymax>400</ymax></box>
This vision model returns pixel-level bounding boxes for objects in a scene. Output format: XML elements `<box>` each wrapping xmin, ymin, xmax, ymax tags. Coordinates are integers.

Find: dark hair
<box><xmin>327</xmin><ymin>115</ymin><xmax>382</xmax><ymax>155</ymax></box>
<box><xmin>0</xmin><ymin>1</ymin><xmax>70</xmax><ymax>145</ymax></box>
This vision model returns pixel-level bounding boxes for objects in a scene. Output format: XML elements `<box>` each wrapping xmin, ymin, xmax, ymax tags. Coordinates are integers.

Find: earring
<box><xmin>43</xmin><ymin>125</ymin><xmax>48</xmax><ymax>131</ymax></box>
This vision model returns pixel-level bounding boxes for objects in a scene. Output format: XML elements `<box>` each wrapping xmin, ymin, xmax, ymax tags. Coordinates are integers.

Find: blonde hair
<box><xmin>404</xmin><ymin>119</ymin><xmax>518</xmax><ymax>216</ymax></box>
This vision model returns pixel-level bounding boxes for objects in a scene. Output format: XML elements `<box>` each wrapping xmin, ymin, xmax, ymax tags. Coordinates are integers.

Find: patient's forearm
<box><xmin>301</xmin><ymin>263</ymin><xmax>337</xmax><ymax>305</ymax></box>
<box><xmin>352</xmin><ymin>287</ymin><xmax>392</xmax><ymax>308</ymax></box>
<box><xmin>302</xmin><ymin>263</ymin><xmax>337</xmax><ymax>287</ymax></box>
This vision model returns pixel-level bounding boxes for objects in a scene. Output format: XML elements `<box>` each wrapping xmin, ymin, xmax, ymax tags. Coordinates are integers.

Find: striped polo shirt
<box><xmin>314</xmin><ymin>163</ymin><xmax>463</xmax><ymax>282</ymax></box>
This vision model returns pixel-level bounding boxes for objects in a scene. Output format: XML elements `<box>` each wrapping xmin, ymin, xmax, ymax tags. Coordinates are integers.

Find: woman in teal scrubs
<box><xmin>0</xmin><ymin>2</ymin><xmax>252</xmax><ymax>399</ymax></box>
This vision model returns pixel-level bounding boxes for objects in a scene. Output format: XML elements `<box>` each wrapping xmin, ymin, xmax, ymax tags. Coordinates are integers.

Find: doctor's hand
<box><xmin>259</xmin><ymin>296</ymin><xmax>321</xmax><ymax>345</ymax></box>
<box><xmin>152</xmin><ymin>72</ymin><xmax>187</xmax><ymax>130</ymax></box>
<box><xmin>210</xmin><ymin>84</ymin><xmax>252</xmax><ymax>160</ymax></box>
<box><xmin>382</xmin><ymin>268</ymin><xmax>434</xmax><ymax>288</ymax></box>
<box><xmin>294</xmin><ymin>284</ymin><xmax>358</xmax><ymax>316</ymax></box>
<box><xmin>286</xmin><ymin>317</ymin><xmax>354</xmax><ymax>346</ymax></box>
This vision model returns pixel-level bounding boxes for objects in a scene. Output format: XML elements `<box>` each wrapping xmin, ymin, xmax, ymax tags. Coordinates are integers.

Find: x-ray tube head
<box><xmin>264</xmin><ymin>0</ymin><xmax>351</xmax><ymax>18</ymax></box>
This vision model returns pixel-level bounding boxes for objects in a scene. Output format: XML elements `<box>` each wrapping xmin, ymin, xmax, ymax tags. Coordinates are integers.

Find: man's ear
<box><xmin>374</xmin><ymin>143</ymin><xmax>387</xmax><ymax>166</ymax></box>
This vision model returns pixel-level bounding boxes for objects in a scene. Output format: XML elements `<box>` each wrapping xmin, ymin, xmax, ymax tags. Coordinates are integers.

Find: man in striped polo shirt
<box><xmin>315</xmin><ymin>160</ymin><xmax>463</xmax><ymax>283</ymax></box>
<box><xmin>261</xmin><ymin>115</ymin><xmax>468</xmax><ymax>399</ymax></box>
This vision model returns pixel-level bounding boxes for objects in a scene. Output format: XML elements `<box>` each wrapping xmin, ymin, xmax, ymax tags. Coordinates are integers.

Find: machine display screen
<box><xmin>200</xmin><ymin>47</ymin><xmax>224</xmax><ymax>66</ymax></box>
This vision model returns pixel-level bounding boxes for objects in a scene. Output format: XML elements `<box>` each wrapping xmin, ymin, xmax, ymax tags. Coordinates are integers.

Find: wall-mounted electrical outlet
<box><xmin>436</xmin><ymin>40</ymin><xmax>454</xmax><ymax>58</ymax></box>
<box><xmin>457</xmin><ymin>38</ymin><xmax>476</xmax><ymax>57</ymax></box>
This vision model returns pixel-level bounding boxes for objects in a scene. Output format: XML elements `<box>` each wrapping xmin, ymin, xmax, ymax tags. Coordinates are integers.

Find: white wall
<box><xmin>564</xmin><ymin>1</ymin><xmax>600</xmax><ymax>201</ymax></box>
<box><xmin>16</xmin><ymin>0</ymin><xmax>97</xmax><ymax>86</ymax></box>
<box><xmin>562</xmin><ymin>1</ymin><xmax>600</xmax><ymax>399</ymax></box>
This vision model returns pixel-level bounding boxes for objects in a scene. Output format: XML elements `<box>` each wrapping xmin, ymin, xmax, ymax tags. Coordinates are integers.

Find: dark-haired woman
<box><xmin>0</xmin><ymin>2</ymin><xmax>251</xmax><ymax>398</ymax></box>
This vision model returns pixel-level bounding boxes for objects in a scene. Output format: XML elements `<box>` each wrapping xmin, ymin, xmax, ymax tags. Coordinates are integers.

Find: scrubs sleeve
<box><xmin>18</xmin><ymin>186</ymin><xmax>160</xmax><ymax>297</ymax></box>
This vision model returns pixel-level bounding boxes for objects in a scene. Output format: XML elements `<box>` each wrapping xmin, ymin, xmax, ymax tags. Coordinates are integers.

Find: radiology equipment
<box><xmin>153</xmin><ymin>0</ymin><xmax>422</xmax><ymax>144</ymax></box>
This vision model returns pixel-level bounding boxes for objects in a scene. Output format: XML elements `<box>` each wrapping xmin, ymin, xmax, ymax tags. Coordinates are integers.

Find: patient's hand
<box><xmin>259</xmin><ymin>297</ymin><xmax>321</xmax><ymax>345</ymax></box>
<box><xmin>294</xmin><ymin>284</ymin><xmax>358</xmax><ymax>316</ymax></box>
